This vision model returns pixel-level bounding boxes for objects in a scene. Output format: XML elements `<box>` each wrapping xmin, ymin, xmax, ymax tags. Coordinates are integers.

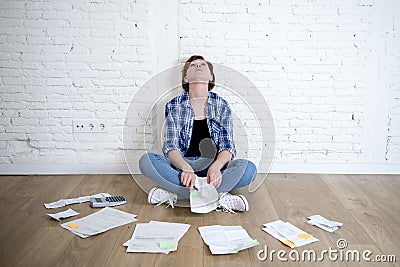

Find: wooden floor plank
<box><xmin>243</xmin><ymin>177</ymin><xmax>284</xmax><ymax>267</ymax></box>
<box><xmin>0</xmin><ymin>175</ymin><xmax>86</xmax><ymax>267</ymax></box>
<box><xmin>51</xmin><ymin>175</ymin><xmax>125</xmax><ymax>266</ymax></box>
<box><xmin>0</xmin><ymin>174</ymin><xmax>398</xmax><ymax>267</ymax></box>
<box><xmin>322</xmin><ymin>174</ymin><xmax>400</xmax><ymax>266</ymax></box>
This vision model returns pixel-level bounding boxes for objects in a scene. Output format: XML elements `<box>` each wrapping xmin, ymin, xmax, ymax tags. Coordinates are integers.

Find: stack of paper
<box><xmin>190</xmin><ymin>177</ymin><xmax>219</xmax><ymax>214</ymax></box>
<box><xmin>262</xmin><ymin>220</ymin><xmax>319</xmax><ymax>248</ymax></box>
<box><xmin>44</xmin><ymin>193</ymin><xmax>111</xmax><ymax>209</ymax></box>
<box><xmin>307</xmin><ymin>215</ymin><xmax>343</xmax><ymax>233</ymax></box>
<box><xmin>61</xmin><ymin>207</ymin><xmax>137</xmax><ymax>238</ymax></box>
<box><xmin>124</xmin><ymin>221</ymin><xmax>191</xmax><ymax>254</ymax></box>
<box><xmin>198</xmin><ymin>225</ymin><xmax>259</xmax><ymax>254</ymax></box>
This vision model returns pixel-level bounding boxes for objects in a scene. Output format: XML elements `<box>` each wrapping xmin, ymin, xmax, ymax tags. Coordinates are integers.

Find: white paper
<box><xmin>262</xmin><ymin>220</ymin><xmax>319</xmax><ymax>248</ymax></box>
<box><xmin>125</xmin><ymin>221</ymin><xmax>191</xmax><ymax>254</ymax></box>
<box><xmin>198</xmin><ymin>225</ymin><xmax>259</xmax><ymax>254</ymax></box>
<box><xmin>126</xmin><ymin>224</ymin><xmax>176</xmax><ymax>253</ymax></box>
<box><xmin>307</xmin><ymin>215</ymin><xmax>343</xmax><ymax>233</ymax></box>
<box><xmin>47</xmin><ymin>208</ymin><xmax>79</xmax><ymax>221</ymax></box>
<box><xmin>61</xmin><ymin>207</ymin><xmax>137</xmax><ymax>238</ymax></box>
<box><xmin>190</xmin><ymin>177</ymin><xmax>218</xmax><ymax>213</ymax></box>
<box><xmin>148</xmin><ymin>221</ymin><xmax>191</xmax><ymax>241</ymax></box>
<box><xmin>44</xmin><ymin>193</ymin><xmax>111</xmax><ymax>209</ymax></box>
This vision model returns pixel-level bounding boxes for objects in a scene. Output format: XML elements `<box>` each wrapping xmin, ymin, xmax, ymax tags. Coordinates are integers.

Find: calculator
<box><xmin>90</xmin><ymin>195</ymin><xmax>127</xmax><ymax>208</ymax></box>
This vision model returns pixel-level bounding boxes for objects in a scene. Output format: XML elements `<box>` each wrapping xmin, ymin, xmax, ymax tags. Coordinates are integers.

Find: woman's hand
<box><xmin>207</xmin><ymin>164</ymin><xmax>222</xmax><ymax>188</ymax></box>
<box><xmin>168</xmin><ymin>150</ymin><xmax>197</xmax><ymax>190</ymax></box>
<box><xmin>207</xmin><ymin>151</ymin><xmax>231</xmax><ymax>188</ymax></box>
<box><xmin>180</xmin><ymin>170</ymin><xmax>197</xmax><ymax>190</ymax></box>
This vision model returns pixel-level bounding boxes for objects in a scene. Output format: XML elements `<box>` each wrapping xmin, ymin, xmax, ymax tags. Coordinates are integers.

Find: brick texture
<box><xmin>0</xmin><ymin>0</ymin><xmax>399</xmax><ymax>169</ymax></box>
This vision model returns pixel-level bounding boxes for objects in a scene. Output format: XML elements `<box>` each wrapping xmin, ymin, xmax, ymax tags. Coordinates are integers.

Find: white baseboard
<box><xmin>0</xmin><ymin>164</ymin><xmax>131</xmax><ymax>175</ymax></box>
<box><xmin>270</xmin><ymin>163</ymin><xmax>400</xmax><ymax>174</ymax></box>
<box><xmin>0</xmin><ymin>163</ymin><xmax>399</xmax><ymax>175</ymax></box>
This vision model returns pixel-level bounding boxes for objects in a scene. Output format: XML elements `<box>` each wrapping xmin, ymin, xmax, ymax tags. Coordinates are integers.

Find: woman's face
<box><xmin>184</xmin><ymin>59</ymin><xmax>213</xmax><ymax>85</ymax></box>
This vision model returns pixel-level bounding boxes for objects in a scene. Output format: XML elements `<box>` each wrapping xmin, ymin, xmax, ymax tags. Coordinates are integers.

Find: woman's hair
<box><xmin>182</xmin><ymin>55</ymin><xmax>215</xmax><ymax>91</ymax></box>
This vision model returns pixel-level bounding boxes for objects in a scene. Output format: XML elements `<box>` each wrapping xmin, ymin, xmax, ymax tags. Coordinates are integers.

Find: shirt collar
<box><xmin>182</xmin><ymin>91</ymin><xmax>213</xmax><ymax>105</ymax></box>
<box><xmin>182</xmin><ymin>91</ymin><xmax>217</xmax><ymax>118</ymax></box>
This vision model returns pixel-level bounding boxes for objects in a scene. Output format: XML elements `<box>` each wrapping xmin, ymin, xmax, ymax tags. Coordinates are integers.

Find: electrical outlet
<box><xmin>73</xmin><ymin>120</ymin><xmax>107</xmax><ymax>133</ymax></box>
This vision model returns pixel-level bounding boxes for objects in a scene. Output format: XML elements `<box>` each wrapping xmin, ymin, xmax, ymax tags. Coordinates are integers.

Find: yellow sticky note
<box><xmin>282</xmin><ymin>239</ymin><xmax>296</xmax><ymax>247</ymax></box>
<box><xmin>68</xmin><ymin>223</ymin><xmax>80</xmax><ymax>229</ymax></box>
<box><xmin>297</xmin><ymin>233</ymin><xmax>312</xmax><ymax>239</ymax></box>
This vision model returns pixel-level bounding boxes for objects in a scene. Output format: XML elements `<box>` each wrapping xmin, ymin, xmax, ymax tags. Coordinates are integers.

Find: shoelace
<box><xmin>217</xmin><ymin>205</ymin><xmax>236</xmax><ymax>214</ymax></box>
<box><xmin>153</xmin><ymin>191</ymin><xmax>176</xmax><ymax>208</ymax></box>
<box><xmin>154</xmin><ymin>197</ymin><xmax>175</xmax><ymax>208</ymax></box>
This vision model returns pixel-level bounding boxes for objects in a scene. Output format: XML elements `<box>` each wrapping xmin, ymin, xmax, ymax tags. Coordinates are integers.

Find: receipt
<box><xmin>307</xmin><ymin>215</ymin><xmax>343</xmax><ymax>233</ymax></box>
<box><xmin>44</xmin><ymin>193</ymin><xmax>111</xmax><ymax>209</ymax></box>
<box><xmin>47</xmin><ymin>208</ymin><xmax>80</xmax><ymax>221</ymax></box>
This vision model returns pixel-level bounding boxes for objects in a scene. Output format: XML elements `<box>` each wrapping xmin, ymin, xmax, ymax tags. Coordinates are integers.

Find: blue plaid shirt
<box><xmin>162</xmin><ymin>91</ymin><xmax>236</xmax><ymax>158</ymax></box>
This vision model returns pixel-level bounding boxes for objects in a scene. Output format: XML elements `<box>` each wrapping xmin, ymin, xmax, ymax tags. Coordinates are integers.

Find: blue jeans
<box><xmin>139</xmin><ymin>152</ymin><xmax>257</xmax><ymax>199</ymax></box>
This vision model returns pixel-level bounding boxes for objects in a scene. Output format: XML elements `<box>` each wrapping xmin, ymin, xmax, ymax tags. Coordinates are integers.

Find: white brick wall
<box><xmin>0</xmin><ymin>0</ymin><xmax>153</xmax><ymax>166</ymax></box>
<box><xmin>179</xmin><ymin>0</ymin><xmax>400</xmax><ymax>169</ymax></box>
<box><xmin>0</xmin><ymin>0</ymin><xmax>399</xmax><ymax>173</ymax></box>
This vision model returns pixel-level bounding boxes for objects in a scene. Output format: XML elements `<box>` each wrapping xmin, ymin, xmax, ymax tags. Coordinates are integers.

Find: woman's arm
<box><xmin>207</xmin><ymin>150</ymin><xmax>232</xmax><ymax>188</ymax></box>
<box><xmin>167</xmin><ymin>150</ymin><xmax>197</xmax><ymax>189</ymax></box>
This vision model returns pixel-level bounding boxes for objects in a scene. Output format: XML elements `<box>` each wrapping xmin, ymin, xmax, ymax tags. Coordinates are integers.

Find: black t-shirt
<box><xmin>184</xmin><ymin>119</ymin><xmax>216</xmax><ymax>158</ymax></box>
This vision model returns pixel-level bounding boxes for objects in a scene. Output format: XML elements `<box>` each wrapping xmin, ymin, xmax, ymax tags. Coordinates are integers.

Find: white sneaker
<box><xmin>218</xmin><ymin>192</ymin><xmax>249</xmax><ymax>213</ymax></box>
<box><xmin>148</xmin><ymin>188</ymin><xmax>178</xmax><ymax>208</ymax></box>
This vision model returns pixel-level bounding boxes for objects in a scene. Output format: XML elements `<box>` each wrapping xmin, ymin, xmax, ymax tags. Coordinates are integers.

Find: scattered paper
<box><xmin>124</xmin><ymin>221</ymin><xmax>191</xmax><ymax>254</ymax></box>
<box><xmin>190</xmin><ymin>177</ymin><xmax>219</xmax><ymax>213</ymax></box>
<box><xmin>198</xmin><ymin>225</ymin><xmax>259</xmax><ymax>254</ymax></box>
<box><xmin>44</xmin><ymin>193</ymin><xmax>111</xmax><ymax>209</ymax></box>
<box><xmin>61</xmin><ymin>207</ymin><xmax>137</xmax><ymax>238</ymax></box>
<box><xmin>47</xmin><ymin>208</ymin><xmax>79</xmax><ymax>221</ymax></box>
<box><xmin>262</xmin><ymin>220</ymin><xmax>319</xmax><ymax>248</ymax></box>
<box><xmin>307</xmin><ymin>215</ymin><xmax>343</xmax><ymax>233</ymax></box>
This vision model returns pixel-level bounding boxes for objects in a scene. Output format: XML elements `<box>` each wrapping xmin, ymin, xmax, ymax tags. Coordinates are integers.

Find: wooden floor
<box><xmin>0</xmin><ymin>174</ymin><xmax>398</xmax><ymax>267</ymax></box>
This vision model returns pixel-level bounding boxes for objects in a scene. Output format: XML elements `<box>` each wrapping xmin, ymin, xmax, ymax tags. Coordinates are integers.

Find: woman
<box><xmin>139</xmin><ymin>55</ymin><xmax>257</xmax><ymax>212</ymax></box>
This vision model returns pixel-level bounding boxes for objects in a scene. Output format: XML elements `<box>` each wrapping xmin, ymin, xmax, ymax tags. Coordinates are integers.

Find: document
<box><xmin>190</xmin><ymin>177</ymin><xmax>219</xmax><ymax>213</ymax></box>
<box><xmin>198</xmin><ymin>225</ymin><xmax>259</xmax><ymax>254</ymax></box>
<box><xmin>124</xmin><ymin>221</ymin><xmax>191</xmax><ymax>254</ymax></box>
<box><xmin>307</xmin><ymin>215</ymin><xmax>343</xmax><ymax>233</ymax></box>
<box><xmin>61</xmin><ymin>207</ymin><xmax>137</xmax><ymax>238</ymax></box>
<box><xmin>47</xmin><ymin>208</ymin><xmax>79</xmax><ymax>221</ymax></box>
<box><xmin>262</xmin><ymin>220</ymin><xmax>319</xmax><ymax>248</ymax></box>
<box><xmin>44</xmin><ymin>193</ymin><xmax>111</xmax><ymax>209</ymax></box>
